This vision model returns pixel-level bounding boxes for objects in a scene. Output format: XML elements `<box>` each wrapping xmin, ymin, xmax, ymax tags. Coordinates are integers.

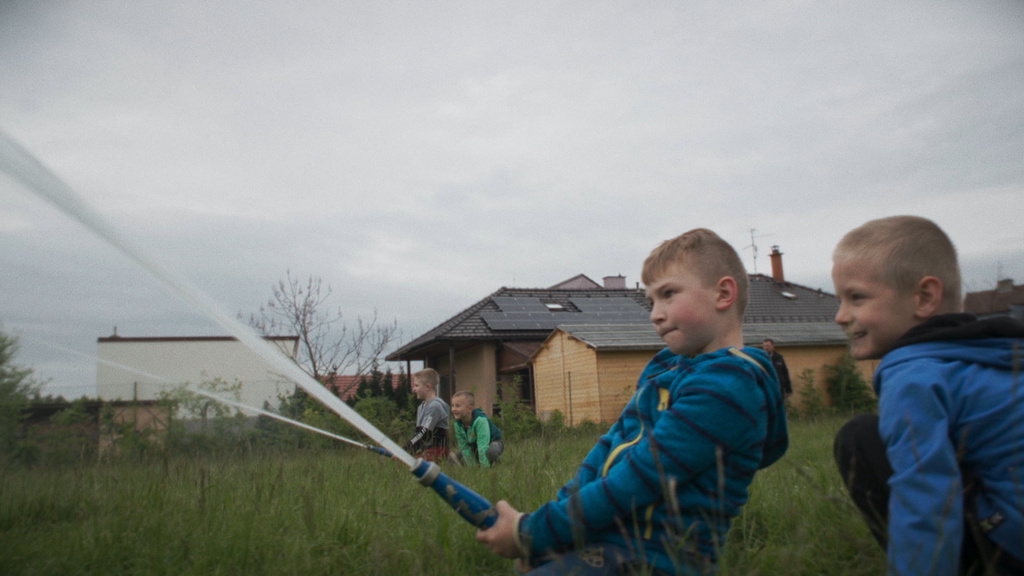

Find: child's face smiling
<box><xmin>646</xmin><ymin>263</ymin><xmax>722</xmax><ymax>357</ymax></box>
<box><xmin>832</xmin><ymin>257</ymin><xmax>920</xmax><ymax>360</ymax></box>
<box><xmin>451</xmin><ymin>397</ymin><xmax>471</xmax><ymax>422</ymax></box>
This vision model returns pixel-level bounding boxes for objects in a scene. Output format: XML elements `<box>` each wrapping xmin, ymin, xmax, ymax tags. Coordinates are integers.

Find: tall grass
<box><xmin>0</xmin><ymin>417</ymin><xmax>883</xmax><ymax>575</ymax></box>
<box><xmin>719</xmin><ymin>415</ymin><xmax>885</xmax><ymax>575</ymax></box>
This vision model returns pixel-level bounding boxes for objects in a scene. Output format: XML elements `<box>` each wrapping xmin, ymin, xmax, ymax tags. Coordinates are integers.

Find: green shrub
<box><xmin>824</xmin><ymin>353</ymin><xmax>877</xmax><ymax>415</ymax></box>
<box><xmin>0</xmin><ymin>330</ymin><xmax>38</xmax><ymax>464</ymax></box>
<box><xmin>542</xmin><ymin>409</ymin><xmax>566</xmax><ymax>435</ymax></box>
<box><xmin>353</xmin><ymin>394</ymin><xmax>413</xmax><ymax>441</ymax></box>
<box><xmin>791</xmin><ymin>368</ymin><xmax>827</xmax><ymax>421</ymax></box>
<box><xmin>494</xmin><ymin>376</ymin><xmax>542</xmax><ymax>440</ymax></box>
<box><xmin>43</xmin><ymin>400</ymin><xmax>98</xmax><ymax>464</ymax></box>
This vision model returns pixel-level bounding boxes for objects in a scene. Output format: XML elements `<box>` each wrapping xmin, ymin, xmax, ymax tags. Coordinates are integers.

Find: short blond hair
<box><xmin>641</xmin><ymin>228</ymin><xmax>749</xmax><ymax>316</ymax></box>
<box><xmin>451</xmin><ymin>390</ymin><xmax>475</xmax><ymax>405</ymax></box>
<box><xmin>412</xmin><ymin>368</ymin><xmax>439</xmax><ymax>390</ymax></box>
<box><xmin>834</xmin><ymin>215</ymin><xmax>961</xmax><ymax>311</ymax></box>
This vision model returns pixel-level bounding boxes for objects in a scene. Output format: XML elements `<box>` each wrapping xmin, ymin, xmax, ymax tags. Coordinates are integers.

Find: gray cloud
<box><xmin>1</xmin><ymin>0</ymin><xmax>1022</xmax><ymax>398</ymax></box>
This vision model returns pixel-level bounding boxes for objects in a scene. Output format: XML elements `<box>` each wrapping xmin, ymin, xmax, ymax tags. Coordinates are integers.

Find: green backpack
<box><xmin>472</xmin><ymin>408</ymin><xmax>502</xmax><ymax>441</ymax></box>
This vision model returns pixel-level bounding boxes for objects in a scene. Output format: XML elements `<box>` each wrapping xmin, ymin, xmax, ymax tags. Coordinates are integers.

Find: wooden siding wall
<box><xmin>777</xmin><ymin>344</ymin><xmax>877</xmax><ymax>406</ymax></box>
<box><xmin>594</xmin><ymin>350</ymin><xmax>654</xmax><ymax>423</ymax></box>
<box><xmin>530</xmin><ymin>334</ymin><xmax>564</xmax><ymax>421</ymax></box>
<box><xmin>447</xmin><ymin>343</ymin><xmax>498</xmax><ymax>416</ymax></box>
<box><xmin>532</xmin><ymin>333</ymin><xmax>602</xmax><ymax>424</ymax></box>
<box><xmin>532</xmin><ymin>341</ymin><xmax>877</xmax><ymax>424</ymax></box>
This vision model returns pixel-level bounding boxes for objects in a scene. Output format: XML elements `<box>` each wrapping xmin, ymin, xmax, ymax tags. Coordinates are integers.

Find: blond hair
<box><xmin>451</xmin><ymin>390</ymin><xmax>475</xmax><ymax>405</ymax></box>
<box><xmin>834</xmin><ymin>215</ymin><xmax>961</xmax><ymax>311</ymax></box>
<box><xmin>412</xmin><ymin>368</ymin><xmax>439</xmax><ymax>390</ymax></box>
<box><xmin>641</xmin><ymin>228</ymin><xmax>749</xmax><ymax>316</ymax></box>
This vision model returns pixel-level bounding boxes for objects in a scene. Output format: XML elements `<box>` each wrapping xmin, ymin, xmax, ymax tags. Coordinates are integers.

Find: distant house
<box><xmin>96</xmin><ymin>333</ymin><xmax>300</xmax><ymax>411</ymax></box>
<box><xmin>963</xmin><ymin>278</ymin><xmax>1024</xmax><ymax>322</ymax></box>
<box><xmin>531</xmin><ymin>324</ymin><xmax>664</xmax><ymax>425</ymax></box>
<box><xmin>388</xmin><ymin>250</ymin><xmax>868</xmax><ymax>422</ymax></box>
<box><xmin>531</xmin><ymin>251</ymin><xmax>866</xmax><ymax>424</ymax></box>
<box><xmin>327</xmin><ymin>373</ymin><xmax>405</xmax><ymax>402</ymax></box>
<box><xmin>386</xmin><ymin>275</ymin><xmax>649</xmax><ymax>415</ymax></box>
<box><xmin>741</xmin><ymin>248</ymin><xmax>875</xmax><ymax>407</ymax></box>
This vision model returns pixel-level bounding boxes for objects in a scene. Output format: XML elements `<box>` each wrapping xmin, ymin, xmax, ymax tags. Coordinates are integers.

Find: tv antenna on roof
<box><xmin>744</xmin><ymin>228</ymin><xmax>773</xmax><ymax>274</ymax></box>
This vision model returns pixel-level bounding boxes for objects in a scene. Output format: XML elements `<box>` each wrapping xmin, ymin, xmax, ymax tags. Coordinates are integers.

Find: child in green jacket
<box><xmin>451</xmin><ymin>391</ymin><xmax>503</xmax><ymax>468</ymax></box>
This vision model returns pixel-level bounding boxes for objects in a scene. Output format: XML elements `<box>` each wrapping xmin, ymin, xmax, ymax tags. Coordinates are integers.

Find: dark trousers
<box><xmin>833</xmin><ymin>413</ymin><xmax>1024</xmax><ymax>576</ymax></box>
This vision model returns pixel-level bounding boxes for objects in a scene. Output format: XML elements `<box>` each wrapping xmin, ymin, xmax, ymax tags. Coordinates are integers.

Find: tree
<box><xmin>348</xmin><ymin>369</ymin><xmax>411</xmax><ymax>411</ymax></box>
<box><xmin>0</xmin><ymin>329</ymin><xmax>39</xmax><ymax>461</ymax></box>
<box><xmin>824</xmin><ymin>352</ymin><xmax>877</xmax><ymax>414</ymax></box>
<box><xmin>244</xmin><ymin>272</ymin><xmax>400</xmax><ymax>398</ymax></box>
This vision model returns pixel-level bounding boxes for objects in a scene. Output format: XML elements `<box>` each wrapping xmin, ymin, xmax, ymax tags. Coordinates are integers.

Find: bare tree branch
<box><xmin>243</xmin><ymin>272</ymin><xmax>400</xmax><ymax>392</ymax></box>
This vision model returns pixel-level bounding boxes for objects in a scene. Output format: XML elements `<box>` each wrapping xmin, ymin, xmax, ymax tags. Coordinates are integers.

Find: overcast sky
<box><xmin>1</xmin><ymin>1</ymin><xmax>1022</xmax><ymax>399</ymax></box>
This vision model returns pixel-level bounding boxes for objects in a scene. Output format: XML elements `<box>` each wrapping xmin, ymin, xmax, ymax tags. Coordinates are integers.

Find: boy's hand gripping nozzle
<box><xmin>412</xmin><ymin>458</ymin><xmax>497</xmax><ymax>529</ymax></box>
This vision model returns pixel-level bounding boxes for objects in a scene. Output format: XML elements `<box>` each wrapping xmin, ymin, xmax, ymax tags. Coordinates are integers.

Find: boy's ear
<box><xmin>914</xmin><ymin>276</ymin><xmax>943</xmax><ymax>319</ymax></box>
<box><xmin>714</xmin><ymin>276</ymin><xmax>739</xmax><ymax>311</ymax></box>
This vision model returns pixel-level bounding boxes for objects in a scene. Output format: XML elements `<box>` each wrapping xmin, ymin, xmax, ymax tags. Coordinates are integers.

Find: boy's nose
<box><xmin>649</xmin><ymin>305</ymin><xmax>663</xmax><ymax>324</ymax></box>
<box><xmin>834</xmin><ymin>304</ymin><xmax>849</xmax><ymax>326</ymax></box>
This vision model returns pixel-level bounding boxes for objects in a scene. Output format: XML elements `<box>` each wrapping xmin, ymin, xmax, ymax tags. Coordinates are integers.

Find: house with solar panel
<box><xmin>387</xmin><ymin>274</ymin><xmax>649</xmax><ymax>419</ymax></box>
<box><xmin>387</xmin><ymin>249</ymin><xmax>864</xmax><ymax>423</ymax></box>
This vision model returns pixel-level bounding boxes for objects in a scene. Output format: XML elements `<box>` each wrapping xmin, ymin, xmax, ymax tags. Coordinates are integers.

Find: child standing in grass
<box><xmin>405</xmin><ymin>368</ymin><xmax>451</xmax><ymax>463</ymax></box>
<box><xmin>451</xmin><ymin>391</ymin><xmax>504</xmax><ymax>468</ymax></box>
<box><xmin>831</xmin><ymin>216</ymin><xmax>1024</xmax><ymax>576</ymax></box>
<box><xmin>476</xmin><ymin>228</ymin><xmax>789</xmax><ymax>575</ymax></box>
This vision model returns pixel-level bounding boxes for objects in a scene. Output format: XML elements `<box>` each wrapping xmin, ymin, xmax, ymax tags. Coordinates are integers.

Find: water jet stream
<box><xmin>0</xmin><ymin>130</ymin><xmax>413</xmax><ymax>467</ymax></box>
<box><xmin>21</xmin><ymin>335</ymin><xmax>393</xmax><ymax>456</ymax></box>
<box><xmin>1</xmin><ymin>130</ymin><xmax>498</xmax><ymax>528</ymax></box>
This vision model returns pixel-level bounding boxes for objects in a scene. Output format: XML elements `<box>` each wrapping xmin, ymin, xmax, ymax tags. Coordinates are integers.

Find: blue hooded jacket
<box><xmin>518</xmin><ymin>346</ymin><xmax>788</xmax><ymax>575</ymax></box>
<box><xmin>874</xmin><ymin>314</ymin><xmax>1024</xmax><ymax>576</ymax></box>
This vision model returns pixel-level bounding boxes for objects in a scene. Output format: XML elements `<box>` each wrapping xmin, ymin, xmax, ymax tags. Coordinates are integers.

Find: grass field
<box><xmin>0</xmin><ymin>415</ymin><xmax>884</xmax><ymax>575</ymax></box>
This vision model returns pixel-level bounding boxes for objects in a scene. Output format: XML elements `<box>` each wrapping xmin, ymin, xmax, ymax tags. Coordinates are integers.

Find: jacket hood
<box><xmin>697</xmin><ymin>347</ymin><xmax>789</xmax><ymax>469</ymax></box>
<box><xmin>893</xmin><ymin>313</ymin><xmax>1024</xmax><ymax>347</ymax></box>
<box><xmin>883</xmin><ymin>314</ymin><xmax>1024</xmax><ymax>373</ymax></box>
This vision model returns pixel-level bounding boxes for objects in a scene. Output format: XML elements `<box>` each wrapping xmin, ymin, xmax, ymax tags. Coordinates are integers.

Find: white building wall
<box><xmin>96</xmin><ymin>336</ymin><xmax>300</xmax><ymax>411</ymax></box>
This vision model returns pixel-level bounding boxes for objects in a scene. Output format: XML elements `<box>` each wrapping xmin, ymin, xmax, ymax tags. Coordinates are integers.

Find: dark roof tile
<box><xmin>387</xmin><ymin>274</ymin><xmax>841</xmax><ymax>360</ymax></box>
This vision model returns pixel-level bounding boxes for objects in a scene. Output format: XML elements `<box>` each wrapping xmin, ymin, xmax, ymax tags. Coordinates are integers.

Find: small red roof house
<box><xmin>327</xmin><ymin>373</ymin><xmax>404</xmax><ymax>402</ymax></box>
<box><xmin>963</xmin><ymin>278</ymin><xmax>1024</xmax><ymax>322</ymax></box>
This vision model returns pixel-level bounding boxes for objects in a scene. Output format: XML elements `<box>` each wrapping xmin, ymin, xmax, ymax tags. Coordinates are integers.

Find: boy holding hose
<box><xmin>477</xmin><ymin>228</ymin><xmax>789</xmax><ymax>575</ymax></box>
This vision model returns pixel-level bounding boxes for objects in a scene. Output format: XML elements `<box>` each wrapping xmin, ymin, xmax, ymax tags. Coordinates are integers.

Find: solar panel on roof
<box><xmin>570</xmin><ymin>297</ymin><xmax>645</xmax><ymax>312</ymax></box>
<box><xmin>491</xmin><ymin>297</ymin><xmax>549</xmax><ymax>312</ymax></box>
<box><xmin>482</xmin><ymin>296</ymin><xmax>649</xmax><ymax>331</ymax></box>
<box><xmin>481</xmin><ymin>312</ymin><xmax>563</xmax><ymax>330</ymax></box>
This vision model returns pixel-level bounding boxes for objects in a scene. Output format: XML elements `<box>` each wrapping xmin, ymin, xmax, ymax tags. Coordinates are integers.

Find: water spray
<box><xmin>0</xmin><ymin>130</ymin><xmax>497</xmax><ymax>529</ymax></box>
<box><xmin>21</xmin><ymin>329</ymin><xmax>398</xmax><ymax>457</ymax></box>
<box><xmin>191</xmin><ymin>390</ymin><xmax>395</xmax><ymax>458</ymax></box>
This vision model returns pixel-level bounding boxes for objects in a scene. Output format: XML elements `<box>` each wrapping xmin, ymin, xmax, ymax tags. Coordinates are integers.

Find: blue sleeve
<box><xmin>554</xmin><ymin>420</ymin><xmax>620</xmax><ymax>501</ymax></box>
<box><xmin>877</xmin><ymin>360</ymin><xmax>962</xmax><ymax>576</ymax></box>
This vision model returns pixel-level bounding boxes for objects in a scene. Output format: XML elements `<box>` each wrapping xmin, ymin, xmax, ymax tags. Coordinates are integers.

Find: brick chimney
<box><xmin>603</xmin><ymin>275</ymin><xmax>626</xmax><ymax>289</ymax></box>
<box><xmin>769</xmin><ymin>246</ymin><xmax>784</xmax><ymax>283</ymax></box>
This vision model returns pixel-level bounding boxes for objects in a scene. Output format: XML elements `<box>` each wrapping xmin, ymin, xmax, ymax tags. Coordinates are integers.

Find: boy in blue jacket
<box><xmin>476</xmin><ymin>228</ymin><xmax>789</xmax><ymax>575</ymax></box>
<box><xmin>831</xmin><ymin>215</ymin><xmax>1024</xmax><ymax>576</ymax></box>
<box><xmin>451</xmin><ymin>390</ymin><xmax>504</xmax><ymax>468</ymax></box>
